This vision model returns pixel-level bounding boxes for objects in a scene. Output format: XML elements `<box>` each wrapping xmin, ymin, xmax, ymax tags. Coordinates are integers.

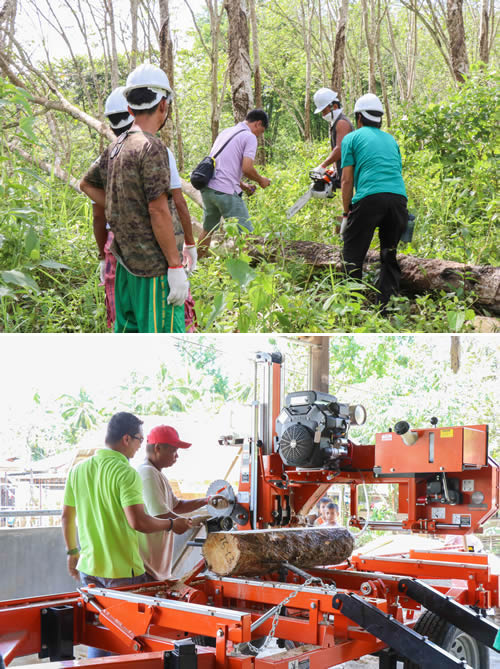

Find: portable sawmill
<box><xmin>1</xmin><ymin>352</ymin><xmax>499</xmax><ymax>668</ymax></box>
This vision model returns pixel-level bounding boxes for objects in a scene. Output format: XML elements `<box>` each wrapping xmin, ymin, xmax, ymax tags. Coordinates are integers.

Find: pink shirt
<box><xmin>208</xmin><ymin>122</ymin><xmax>257</xmax><ymax>195</ymax></box>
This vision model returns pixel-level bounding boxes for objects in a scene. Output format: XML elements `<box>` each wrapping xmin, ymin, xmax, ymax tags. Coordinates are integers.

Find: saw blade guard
<box><xmin>206</xmin><ymin>479</ymin><xmax>236</xmax><ymax>518</ymax></box>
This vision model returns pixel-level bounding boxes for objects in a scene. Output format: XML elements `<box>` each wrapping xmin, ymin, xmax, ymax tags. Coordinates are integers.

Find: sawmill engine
<box><xmin>276</xmin><ymin>391</ymin><xmax>367</xmax><ymax>469</ymax></box>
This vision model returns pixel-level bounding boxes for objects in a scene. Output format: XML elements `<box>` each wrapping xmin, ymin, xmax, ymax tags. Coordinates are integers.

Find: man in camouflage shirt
<box><xmin>80</xmin><ymin>64</ymin><xmax>191</xmax><ymax>333</ymax></box>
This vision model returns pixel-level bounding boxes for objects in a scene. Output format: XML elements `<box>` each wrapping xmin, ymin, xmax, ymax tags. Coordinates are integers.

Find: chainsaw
<box><xmin>287</xmin><ymin>168</ymin><xmax>340</xmax><ymax>219</ymax></box>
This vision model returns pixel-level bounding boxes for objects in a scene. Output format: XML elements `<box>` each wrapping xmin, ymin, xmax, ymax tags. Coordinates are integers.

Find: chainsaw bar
<box><xmin>287</xmin><ymin>188</ymin><xmax>313</xmax><ymax>219</ymax></box>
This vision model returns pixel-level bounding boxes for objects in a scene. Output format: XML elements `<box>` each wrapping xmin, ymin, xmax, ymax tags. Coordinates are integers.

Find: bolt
<box><xmin>216</xmin><ymin>629</ymin><xmax>224</xmax><ymax>637</ymax></box>
<box><xmin>310</xmin><ymin>602</ymin><xmax>316</xmax><ymax>609</ymax></box>
<box><xmin>215</xmin><ymin>588</ymin><xmax>220</xmax><ymax>595</ymax></box>
<box><xmin>41</xmin><ymin>609</ymin><xmax>47</xmax><ymax>615</ymax></box>
<box><xmin>133</xmin><ymin>644</ymin><xmax>140</xmax><ymax>651</ymax></box>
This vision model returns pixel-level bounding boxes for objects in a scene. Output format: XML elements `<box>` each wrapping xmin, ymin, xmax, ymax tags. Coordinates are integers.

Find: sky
<box><xmin>18</xmin><ymin>0</ymin><xmax>205</xmax><ymax>62</ymax></box>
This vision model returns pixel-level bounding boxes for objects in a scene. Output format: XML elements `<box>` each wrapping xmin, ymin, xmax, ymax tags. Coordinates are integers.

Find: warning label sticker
<box><xmin>431</xmin><ymin>507</ymin><xmax>446</xmax><ymax>519</ymax></box>
<box><xmin>381</xmin><ymin>434</ymin><xmax>393</xmax><ymax>441</ymax></box>
<box><xmin>440</xmin><ymin>429</ymin><xmax>454</xmax><ymax>438</ymax></box>
<box><xmin>452</xmin><ymin>513</ymin><xmax>471</xmax><ymax>527</ymax></box>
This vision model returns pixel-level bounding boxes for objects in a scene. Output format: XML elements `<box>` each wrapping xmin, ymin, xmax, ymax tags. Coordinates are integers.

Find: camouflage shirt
<box><xmin>84</xmin><ymin>129</ymin><xmax>183</xmax><ymax>277</ymax></box>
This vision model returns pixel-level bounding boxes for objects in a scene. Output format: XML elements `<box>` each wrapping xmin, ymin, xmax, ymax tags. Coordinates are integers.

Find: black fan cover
<box><xmin>279</xmin><ymin>423</ymin><xmax>314</xmax><ymax>466</ymax></box>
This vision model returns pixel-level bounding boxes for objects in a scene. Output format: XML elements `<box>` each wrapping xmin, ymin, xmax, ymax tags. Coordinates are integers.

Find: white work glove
<box><xmin>313</xmin><ymin>165</ymin><xmax>326</xmax><ymax>175</ymax></box>
<box><xmin>167</xmin><ymin>267</ymin><xmax>190</xmax><ymax>307</ymax></box>
<box><xmin>340</xmin><ymin>216</ymin><xmax>348</xmax><ymax>237</ymax></box>
<box><xmin>182</xmin><ymin>243</ymin><xmax>198</xmax><ymax>275</ymax></box>
<box><xmin>99</xmin><ymin>260</ymin><xmax>105</xmax><ymax>284</ymax></box>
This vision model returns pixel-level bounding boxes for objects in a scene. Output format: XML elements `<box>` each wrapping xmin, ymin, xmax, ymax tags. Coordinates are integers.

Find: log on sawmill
<box><xmin>247</xmin><ymin>239</ymin><xmax>500</xmax><ymax>314</ymax></box>
<box><xmin>202</xmin><ymin>526</ymin><xmax>355</xmax><ymax>577</ymax></box>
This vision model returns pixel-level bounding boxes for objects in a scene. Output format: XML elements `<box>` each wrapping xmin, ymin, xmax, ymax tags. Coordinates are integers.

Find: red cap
<box><xmin>147</xmin><ymin>425</ymin><xmax>191</xmax><ymax>449</ymax></box>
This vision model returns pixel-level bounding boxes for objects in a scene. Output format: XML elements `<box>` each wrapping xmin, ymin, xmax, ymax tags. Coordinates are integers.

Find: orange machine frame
<box><xmin>1</xmin><ymin>354</ymin><xmax>498</xmax><ymax>668</ymax></box>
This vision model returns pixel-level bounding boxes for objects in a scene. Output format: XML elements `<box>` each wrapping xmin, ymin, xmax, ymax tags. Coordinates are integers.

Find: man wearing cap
<box><xmin>61</xmin><ymin>412</ymin><xmax>192</xmax><ymax>658</ymax></box>
<box><xmin>80</xmin><ymin>63</ymin><xmax>193</xmax><ymax>333</ymax></box>
<box><xmin>137</xmin><ymin>426</ymin><xmax>222</xmax><ymax>580</ymax></box>
<box><xmin>312</xmin><ymin>87</ymin><xmax>353</xmax><ymax>186</ymax></box>
<box><xmin>340</xmin><ymin>93</ymin><xmax>408</xmax><ymax>308</ymax></box>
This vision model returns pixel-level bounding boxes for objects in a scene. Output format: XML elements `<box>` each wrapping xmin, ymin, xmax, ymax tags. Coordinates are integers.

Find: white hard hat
<box><xmin>354</xmin><ymin>93</ymin><xmax>384</xmax><ymax>122</ymax></box>
<box><xmin>104</xmin><ymin>87</ymin><xmax>134</xmax><ymax>129</ymax></box>
<box><xmin>123</xmin><ymin>63</ymin><xmax>173</xmax><ymax>110</ymax></box>
<box><xmin>313</xmin><ymin>87</ymin><xmax>339</xmax><ymax>114</ymax></box>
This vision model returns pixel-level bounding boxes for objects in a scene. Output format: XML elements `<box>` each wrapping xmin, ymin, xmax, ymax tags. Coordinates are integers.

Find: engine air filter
<box><xmin>279</xmin><ymin>424</ymin><xmax>314</xmax><ymax>466</ymax></box>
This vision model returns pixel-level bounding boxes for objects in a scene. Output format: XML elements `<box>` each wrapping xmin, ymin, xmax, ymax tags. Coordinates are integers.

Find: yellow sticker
<box><xmin>440</xmin><ymin>429</ymin><xmax>454</xmax><ymax>438</ymax></box>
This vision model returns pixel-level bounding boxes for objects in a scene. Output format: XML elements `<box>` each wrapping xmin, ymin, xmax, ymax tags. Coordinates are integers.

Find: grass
<box><xmin>0</xmin><ymin>141</ymin><xmax>495</xmax><ymax>333</ymax></box>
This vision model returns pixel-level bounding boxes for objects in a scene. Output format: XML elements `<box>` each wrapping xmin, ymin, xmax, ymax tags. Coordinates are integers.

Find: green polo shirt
<box><xmin>63</xmin><ymin>448</ymin><xmax>145</xmax><ymax>578</ymax></box>
<box><xmin>341</xmin><ymin>126</ymin><xmax>407</xmax><ymax>204</ymax></box>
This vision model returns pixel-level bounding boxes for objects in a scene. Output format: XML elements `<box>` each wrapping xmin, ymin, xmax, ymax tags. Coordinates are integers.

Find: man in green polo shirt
<box><xmin>340</xmin><ymin>93</ymin><xmax>408</xmax><ymax>308</ymax></box>
<box><xmin>62</xmin><ymin>411</ymin><xmax>192</xmax><ymax>658</ymax></box>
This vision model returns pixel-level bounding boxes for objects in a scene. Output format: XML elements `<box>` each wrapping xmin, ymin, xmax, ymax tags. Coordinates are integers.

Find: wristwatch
<box><xmin>66</xmin><ymin>547</ymin><xmax>79</xmax><ymax>556</ymax></box>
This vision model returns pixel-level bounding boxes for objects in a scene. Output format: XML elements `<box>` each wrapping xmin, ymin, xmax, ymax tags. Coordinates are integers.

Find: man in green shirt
<box><xmin>62</xmin><ymin>411</ymin><xmax>191</xmax><ymax>658</ymax></box>
<box><xmin>340</xmin><ymin>93</ymin><xmax>408</xmax><ymax>308</ymax></box>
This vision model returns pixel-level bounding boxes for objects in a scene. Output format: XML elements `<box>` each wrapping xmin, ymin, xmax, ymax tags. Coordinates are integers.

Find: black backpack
<box><xmin>190</xmin><ymin>128</ymin><xmax>246</xmax><ymax>190</ymax></box>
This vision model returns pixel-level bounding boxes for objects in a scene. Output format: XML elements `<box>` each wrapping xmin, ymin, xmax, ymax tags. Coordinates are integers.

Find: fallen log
<box><xmin>248</xmin><ymin>239</ymin><xmax>500</xmax><ymax>314</ymax></box>
<box><xmin>202</xmin><ymin>526</ymin><xmax>355</xmax><ymax>577</ymax></box>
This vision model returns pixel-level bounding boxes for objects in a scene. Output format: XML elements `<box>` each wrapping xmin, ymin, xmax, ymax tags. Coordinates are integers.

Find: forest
<box><xmin>0</xmin><ymin>0</ymin><xmax>498</xmax><ymax>333</ymax></box>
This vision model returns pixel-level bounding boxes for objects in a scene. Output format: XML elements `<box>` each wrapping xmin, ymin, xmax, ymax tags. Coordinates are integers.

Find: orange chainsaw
<box><xmin>287</xmin><ymin>168</ymin><xmax>340</xmax><ymax>218</ymax></box>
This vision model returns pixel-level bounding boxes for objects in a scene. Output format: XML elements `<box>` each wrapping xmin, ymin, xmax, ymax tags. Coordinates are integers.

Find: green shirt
<box><xmin>63</xmin><ymin>448</ymin><xmax>145</xmax><ymax>578</ymax></box>
<box><xmin>341</xmin><ymin>126</ymin><xmax>407</xmax><ymax>204</ymax></box>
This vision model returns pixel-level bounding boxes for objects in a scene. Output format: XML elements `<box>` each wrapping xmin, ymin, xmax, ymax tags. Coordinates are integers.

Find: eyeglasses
<box><xmin>129</xmin><ymin>434</ymin><xmax>144</xmax><ymax>444</ymax></box>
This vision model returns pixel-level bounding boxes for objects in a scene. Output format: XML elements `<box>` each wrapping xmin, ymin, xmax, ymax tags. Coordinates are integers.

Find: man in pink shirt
<box><xmin>198</xmin><ymin>109</ymin><xmax>271</xmax><ymax>257</ymax></box>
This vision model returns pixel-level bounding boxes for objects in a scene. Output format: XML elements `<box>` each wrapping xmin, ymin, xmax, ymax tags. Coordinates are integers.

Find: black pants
<box><xmin>342</xmin><ymin>193</ymin><xmax>408</xmax><ymax>304</ymax></box>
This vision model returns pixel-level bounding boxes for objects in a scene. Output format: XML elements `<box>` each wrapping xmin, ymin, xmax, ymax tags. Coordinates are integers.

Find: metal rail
<box><xmin>399</xmin><ymin>578</ymin><xmax>500</xmax><ymax>651</ymax></box>
<box><xmin>0</xmin><ymin>509</ymin><xmax>61</xmax><ymax>517</ymax></box>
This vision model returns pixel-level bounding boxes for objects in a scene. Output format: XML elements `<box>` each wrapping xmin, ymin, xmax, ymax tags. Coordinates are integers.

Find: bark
<box><xmin>202</xmin><ymin>526</ymin><xmax>355</xmax><ymax>576</ymax></box>
<box><xmin>360</xmin><ymin>0</ymin><xmax>377</xmax><ymax>93</ymax></box>
<box><xmin>105</xmin><ymin>0</ymin><xmax>119</xmax><ymax>88</ymax></box>
<box><xmin>331</xmin><ymin>0</ymin><xmax>349</xmax><ymax>96</ymax></box>
<box><xmin>224</xmin><ymin>0</ymin><xmax>254</xmax><ymax>122</ymax></box>
<box><xmin>301</xmin><ymin>0</ymin><xmax>314</xmax><ymax>142</ymax></box>
<box><xmin>0</xmin><ymin>0</ymin><xmax>17</xmax><ymax>52</ymax></box>
<box><xmin>158</xmin><ymin>0</ymin><xmax>175</xmax><ymax>147</ymax></box>
<box><xmin>130</xmin><ymin>0</ymin><xmax>139</xmax><ymax>69</ymax></box>
<box><xmin>249</xmin><ymin>0</ymin><xmax>264</xmax><ymax>163</ymax></box>
<box><xmin>478</xmin><ymin>0</ymin><xmax>490</xmax><ymax>63</ymax></box>
<box><xmin>446</xmin><ymin>0</ymin><xmax>469</xmax><ymax>82</ymax></box>
<box><xmin>450</xmin><ymin>335</ymin><xmax>460</xmax><ymax>373</ymax></box>
<box><xmin>386</xmin><ymin>9</ymin><xmax>405</xmax><ymax>101</ymax></box>
<box><xmin>247</xmin><ymin>239</ymin><xmax>500</xmax><ymax>313</ymax></box>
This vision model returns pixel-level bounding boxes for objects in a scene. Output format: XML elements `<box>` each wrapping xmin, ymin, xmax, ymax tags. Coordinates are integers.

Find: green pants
<box><xmin>114</xmin><ymin>263</ymin><xmax>185</xmax><ymax>333</ymax></box>
<box><xmin>201</xmin><ymin>187</ymin><xmax>253</xmax><ymax>232</ymax></box>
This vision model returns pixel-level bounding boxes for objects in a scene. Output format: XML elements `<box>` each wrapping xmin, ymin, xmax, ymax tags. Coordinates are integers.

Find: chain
<box><xmin>247</xmin><ymin>576</ymin><xmax>335</xmax><ymax>655</ymax></box>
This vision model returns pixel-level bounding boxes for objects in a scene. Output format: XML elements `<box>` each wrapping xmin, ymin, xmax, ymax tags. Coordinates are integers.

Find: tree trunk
<box><xmin>361</xmin><ymin>0</ymin><xmax>377</xmax><ymax>92</ymax></box>
<box><xmin>450</xmin><ymin>335</ymin><xmax>460</xmax><ymax>373</ymax></box>
<box><xmin>158</xmin><ymin>0</ymin><xmax>175</xmax><ymax>147</ymax></box>
<box><xmin>301</xmin><ymin>0</ymin><xmax>314</xmax><ymax>142</ymax></box>
<box><xmin>130</xmin><ymin>0</ymin><xmax>139</xmax><ymax>69</ymax></box>
<box><xmin>202</xmin><ymin>526</ymin><xmax>355</xmax><ymax>576</ymax></box>
<box><xmin>247</xmin><ymin>239</ymin><xmax>500</xmax><ymax>313</ymax></box>
<box><xmin>224</xmin><ymin>0</ymin><xmax>254</xmax><ymax>122</ymax></box>
<box><xmin>249</xmin><ymin>0</ymin><xmax>264</xmax><ymax>163</ymax></box>
<box><xmin>478</xmin><ymin>0</ymin><xmax>490</xmax><ymax>63</ymax></box>
<box><xmin>446</xmin><ymin>0</ymin><xmax>469</xmax><ymax>82</ymax></box>
<box><xmin>105</xmin><ymin>0</ymin><xmax>119</xmax><ymax>88</ymax></box>
<box><xmin>331</xmin><ymin>0</ymin><xmax>349</xmax><ymax>97</ymax></box>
